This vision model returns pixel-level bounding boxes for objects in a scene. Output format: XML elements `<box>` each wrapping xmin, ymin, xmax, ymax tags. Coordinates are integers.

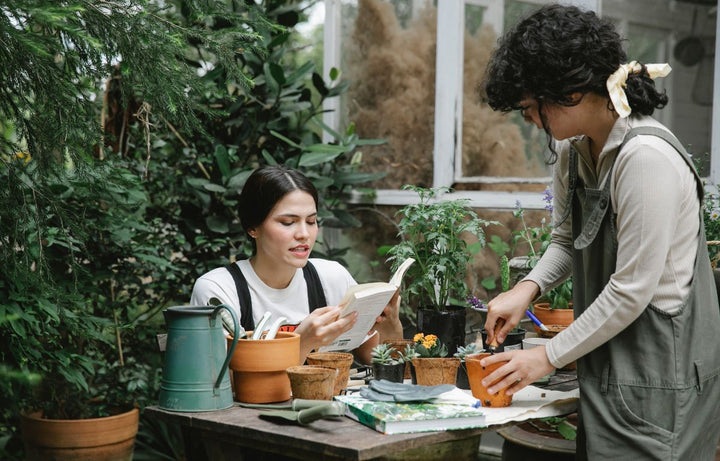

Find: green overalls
<box><xmin>567</xmin><ymin>126</ymin><xmax>720</xmax><ymax>460</ymax></box>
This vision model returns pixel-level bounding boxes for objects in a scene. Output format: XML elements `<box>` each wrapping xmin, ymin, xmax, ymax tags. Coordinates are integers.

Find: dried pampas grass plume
<box><xmin>347</xmin><ymin>0</ymin><xmax>541</xmax><ymax>188</ymax></box>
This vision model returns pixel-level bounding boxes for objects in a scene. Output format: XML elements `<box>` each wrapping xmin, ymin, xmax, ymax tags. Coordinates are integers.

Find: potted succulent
<box><xmin>370</xmin><ymin>343</ymin><xmax>406</xmax><ymax>383</ymax></box>
<box><xmin>408</xmin><ymin>333</ymin><xmax>460</xmax><ymax>386</ymax></box>
<box><xmin>386</xmin><ymin>185</ymin><xmax>495</xmax><ymax>355</ymax></box>
<box><xmin>453</xmin><ymin>343</ymin><xmax>479</xmax><ymax>390</ymax></box>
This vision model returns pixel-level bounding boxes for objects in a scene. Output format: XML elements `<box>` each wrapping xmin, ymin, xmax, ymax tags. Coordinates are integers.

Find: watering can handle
<box><xmin>211</xmin><ymin>304</ymin><xmax>239</xmax><ymax>392</ymax></box>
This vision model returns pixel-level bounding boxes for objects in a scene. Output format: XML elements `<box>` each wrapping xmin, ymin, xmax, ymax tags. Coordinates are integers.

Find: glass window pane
<box><xmin>341</xmin><ymin>0</ymin><xmax>438</xmax><ymax>189</ymax></box>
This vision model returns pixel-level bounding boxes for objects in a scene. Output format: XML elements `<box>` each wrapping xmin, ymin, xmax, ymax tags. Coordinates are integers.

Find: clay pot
<box><xmin>227</xmin><ymin>331</ymin><xmax>301</xmax><ymax>403</ymax></box>
<box><xmin>532</xmin><ymin>303</ymin><xmax>574</xmax><ymax>334</ymax></box>
<box><xmin>286</xmin><ymin>365</ymin><xmax>337</xmax><ymax>400</ymax></box>
<box><xmin>21</xmin><ymin>408</ymin><xmax>139</xmax><ymax>461</ymax></box>
<box><xmin>383</xmin><ymin>339</ymin><xmax>413</xmax><ymax>379</ymax></box>
<box><xmin>411</xmin><ymin>357</ymin><xmax>460</xmax><ymax>386</ymax></box>
<box><xmin>305</xmin><ymin>351</ymin><xmax>354</xmax><ymax>396</ymax></box>
<box><xmin>465</xmin><ymin>353</ymin><xmax>513</xmax><ymax>407</ymax></box>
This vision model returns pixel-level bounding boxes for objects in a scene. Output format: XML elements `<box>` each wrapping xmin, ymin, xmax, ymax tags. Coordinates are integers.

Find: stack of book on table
<box><xmin>334</xmin><ymin>386</ymin><xmax>579</xmax><ymax>435</ymax></box>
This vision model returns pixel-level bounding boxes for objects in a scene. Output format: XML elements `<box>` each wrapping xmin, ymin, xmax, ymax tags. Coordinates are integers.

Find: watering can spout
<box><xmin>158</xmin><ymin>305</ymin><xmax>239</xmax><ymax>412</ymax></box>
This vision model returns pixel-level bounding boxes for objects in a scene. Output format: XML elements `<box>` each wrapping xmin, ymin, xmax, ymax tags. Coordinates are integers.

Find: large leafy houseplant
<box><xmin>386</xmin><ymin>185</ymin><xmax>493</xmax><ymax>312</ymax></box>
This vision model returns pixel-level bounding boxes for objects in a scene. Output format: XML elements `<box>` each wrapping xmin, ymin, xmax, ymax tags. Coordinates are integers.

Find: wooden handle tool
<box><xmin>488</xmin><ymin>318</ymin><xmax>505</xmax><ymax>354</ymax></box>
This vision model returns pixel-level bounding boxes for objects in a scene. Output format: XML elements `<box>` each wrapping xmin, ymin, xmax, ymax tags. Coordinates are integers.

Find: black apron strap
<box><xmin>225</xmin><ymin>263</ymin><xmax>255</xmax><ymax>331</ymax></box>
<box><xmin>225</xmin><ymin>261</ymin><xmax>327</xmax><ymax>331</ymax></box>
<box><xmin>302</xmin><ymin>261</ymin><xmax>327</xmax><ymax>311</ymax></box>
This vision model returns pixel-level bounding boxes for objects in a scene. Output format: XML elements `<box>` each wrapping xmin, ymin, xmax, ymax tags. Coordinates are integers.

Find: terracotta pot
<box><xmin>411</xmin><ymin>357</ymin><xmax>460</xmax><ymax>386</ymax></box>
<box><xmin>383</xmin><ymin>339</ymin><xmax>413</xmax><ymax>379</ymax></box>
<box><xmin>465</xmin><ymin>353</ymin><xmax>513</xmax><ymax>407</ymax></box>
<box><xmin>21</xmin><ymin>408</ymin><xmax>139</xmax><ymax>461</ymax></box>
<box><xmin>228</xmin><ymin>331</ymin><xmax>301</xmax><ymax>403</ymax></box>
<box><xmin>286</xmin><ymin>365</ymin><xmax>337</xmax><ymax>400</ymax></box>
<box><xmin>532</xmin><ymin>303</ymin><xmax>574</xmax><ymax>334</ymax></box>
<box><xmin>306</xmin><ymin>351</ymin><xmax>354</xmax><ymax>396</ymax></box>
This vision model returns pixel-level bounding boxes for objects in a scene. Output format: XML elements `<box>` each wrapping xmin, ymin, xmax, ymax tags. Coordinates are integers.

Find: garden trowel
<box><xmin>237</xmin><ymin>400</ymin><xmax>347</xmax><ymax>426</ymax></box>
<box><xmin>488</xmin><ymin>318</ymin><xmax>505</xmax><ymax>354</ymax></box>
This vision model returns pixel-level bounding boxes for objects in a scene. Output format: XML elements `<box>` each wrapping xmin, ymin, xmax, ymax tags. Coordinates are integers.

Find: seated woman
<box><xmin>190</xmin><ymin>164</ymin><xmax>402</xmax><ymax>363</ymax></box>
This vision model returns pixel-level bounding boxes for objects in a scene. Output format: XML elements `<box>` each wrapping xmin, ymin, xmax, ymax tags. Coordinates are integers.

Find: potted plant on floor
<box><xmin>370</xmin><ymin>343</ymin><xmax>406</xmax><ymax>383</ymax></box>
<box><xmin>386</xmin><ymin>185</ymin><xmax>495</xmax><ymax>355</ymax></box>
<box><xmin>7</xmin><ymin>161</ymin><xmax>156</xmax><ymax>460</ymax></box>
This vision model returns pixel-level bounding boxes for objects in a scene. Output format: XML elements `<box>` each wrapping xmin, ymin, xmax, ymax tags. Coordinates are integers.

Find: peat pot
<box><xmin>228</xmin><ymin>331</ymin><xmax>301</xmax><ymax>403</ymax></box>
<box><xmin>306</xmin><ymin>351</ymin><xmax>354</xmax><ymax>396</ymax></box>
<box><xmin>411</xmin><ymin>357</ymin><xmax>460</xmax><ymax>386</ymax></box>
<box><xmin>21</xmin><ymin>408</ymin><xmax>139</xmax><ymax>461</ymax></box>
<box><xmin>286</xmin><ymin>365</ymin><xmax>336</xmax><ymax>400</ymax></box>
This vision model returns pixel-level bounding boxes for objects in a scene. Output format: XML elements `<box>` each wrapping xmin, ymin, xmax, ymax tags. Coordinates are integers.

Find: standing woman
<box><xmin>480</xmin><ymin>4</ymin><xmax>720</xmax><ymax>459</ymax></box>
<box><xmin>190</xmin><ymin>165</ymin><xmax>402</xmax><ymax>364</ymax></box>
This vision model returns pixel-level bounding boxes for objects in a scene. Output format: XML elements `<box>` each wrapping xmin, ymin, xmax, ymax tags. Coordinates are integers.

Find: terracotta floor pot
<box><xmin>532</xmin><ymin>304</ymin><xmax>574</xmax><ymax>334</ymax></box>
<box><xmin>411</xmin><ymin>357</ymin><xmax>460</xmax><ymax>386</ymax></box>
<box><xmin>306</xmin><ymin>351</ymin><xmax>354</xmax><ymax>396</ymax></box>
<box><xmin>383</xmin><ymin>339</ymin><xmax>413</xmax><ymax>379</ymax></box>
<box><xmin>286</xmin><ymin>365</ymin><xmax>337</xmax><ymax>400</ymax></box>
<box><xmin>465</xmin><ymin>353</ymin><xmax>513</xmax><ymax>407</ymax></box>
<box><xmin>228</xmin><ymin>331</ymin><xmax>300</xmax><ymax>403</ymax></box>
<box><xmin>21</xmin><ymin>408</ymin><xmax>139</xmax><ymax>461</ymax></box>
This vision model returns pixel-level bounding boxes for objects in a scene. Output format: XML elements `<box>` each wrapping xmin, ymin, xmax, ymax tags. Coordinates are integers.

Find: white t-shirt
<box><xmin>189</xmin><ymin>258</ymin><xmax>356</xmax><ymax>330</ymax></box>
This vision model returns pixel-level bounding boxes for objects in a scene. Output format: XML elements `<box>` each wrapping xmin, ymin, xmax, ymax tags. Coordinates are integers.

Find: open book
<box><xmin>319</xmin><ymin>258</ymin><xmax>415</xmax><ymax>352</ymax></box>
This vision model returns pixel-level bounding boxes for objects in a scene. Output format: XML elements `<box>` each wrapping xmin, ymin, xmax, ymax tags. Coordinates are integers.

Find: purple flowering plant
<box><xmin>510</xmin><ymin>187</ymin><xmax>554</xmax><ymax>261</ymax></box>
<box><xmin>485</xmin><ymin>187</ymin><xmax>554</xmax><ymax>266</ymax></box>
<box><xmin>483</xmin><ymin>187</ymin><xmax>573</xmax><ymax>309</ymax></box>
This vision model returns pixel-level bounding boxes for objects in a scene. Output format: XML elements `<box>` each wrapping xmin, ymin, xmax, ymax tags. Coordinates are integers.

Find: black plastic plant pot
<box><xmin>416</xmin><ymin>306</ymin><xmax>467</xmax><ymax>356</ymax></box>
<box><xmin>480</xmin><ymin>328</ymin><xmax>527</xmax><ymax>353</ymax></box>
<box><xmin>456</xmin><ymin>362</ymin><xmax>470</xmax><ymax>390</ymax></box>
<box><xmin>372</xmin><ymin>363</ymin><xmax>405</xmax><ymax>383</ymax></box>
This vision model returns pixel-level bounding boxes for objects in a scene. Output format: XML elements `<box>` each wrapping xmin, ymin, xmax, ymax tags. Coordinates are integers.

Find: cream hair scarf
<box><xmin>606</xmin><ymin>61</ymin><xmax>671</xmax><ymax>118</ymax></box>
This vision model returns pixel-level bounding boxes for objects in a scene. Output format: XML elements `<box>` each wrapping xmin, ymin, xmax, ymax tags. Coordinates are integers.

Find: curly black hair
<box><xmin>482</xmin><ymin>4</ymin><xmax>668</xmax><ymax>151</ymax></box>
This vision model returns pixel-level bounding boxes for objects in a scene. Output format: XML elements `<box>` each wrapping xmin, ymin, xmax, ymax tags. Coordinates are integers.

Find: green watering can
<box><xmin>159</xmin><ymin>305</ymin><xmax>239</xmax><ymax>412</ymax></box>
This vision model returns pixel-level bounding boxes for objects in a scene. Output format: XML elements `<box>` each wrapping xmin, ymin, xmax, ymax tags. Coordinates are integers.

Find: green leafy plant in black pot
<box><xmin>386</xmin><ymin>185</ymin><xmax>496</xmax><ymax>356</ymax></box>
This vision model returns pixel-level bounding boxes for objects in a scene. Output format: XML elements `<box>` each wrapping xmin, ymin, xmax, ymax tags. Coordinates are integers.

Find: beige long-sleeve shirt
<box><xmin>525</xmin><ymin>115</ymin><xmax>700</xmax><ymax>369</ymax></box>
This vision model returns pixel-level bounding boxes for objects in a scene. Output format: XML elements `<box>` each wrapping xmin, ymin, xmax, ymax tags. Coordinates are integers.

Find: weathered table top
<box><xmin>145</xmin><ymin>370</ymin><xmax>578</xmax><ymax>461</ymax></box>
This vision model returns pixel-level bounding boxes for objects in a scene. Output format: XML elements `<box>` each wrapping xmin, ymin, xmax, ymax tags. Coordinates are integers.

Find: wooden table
<box><xmin>145</xmin><ymin>370</ymin><xmax>578</xmax><ymax>461</ymax></box>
